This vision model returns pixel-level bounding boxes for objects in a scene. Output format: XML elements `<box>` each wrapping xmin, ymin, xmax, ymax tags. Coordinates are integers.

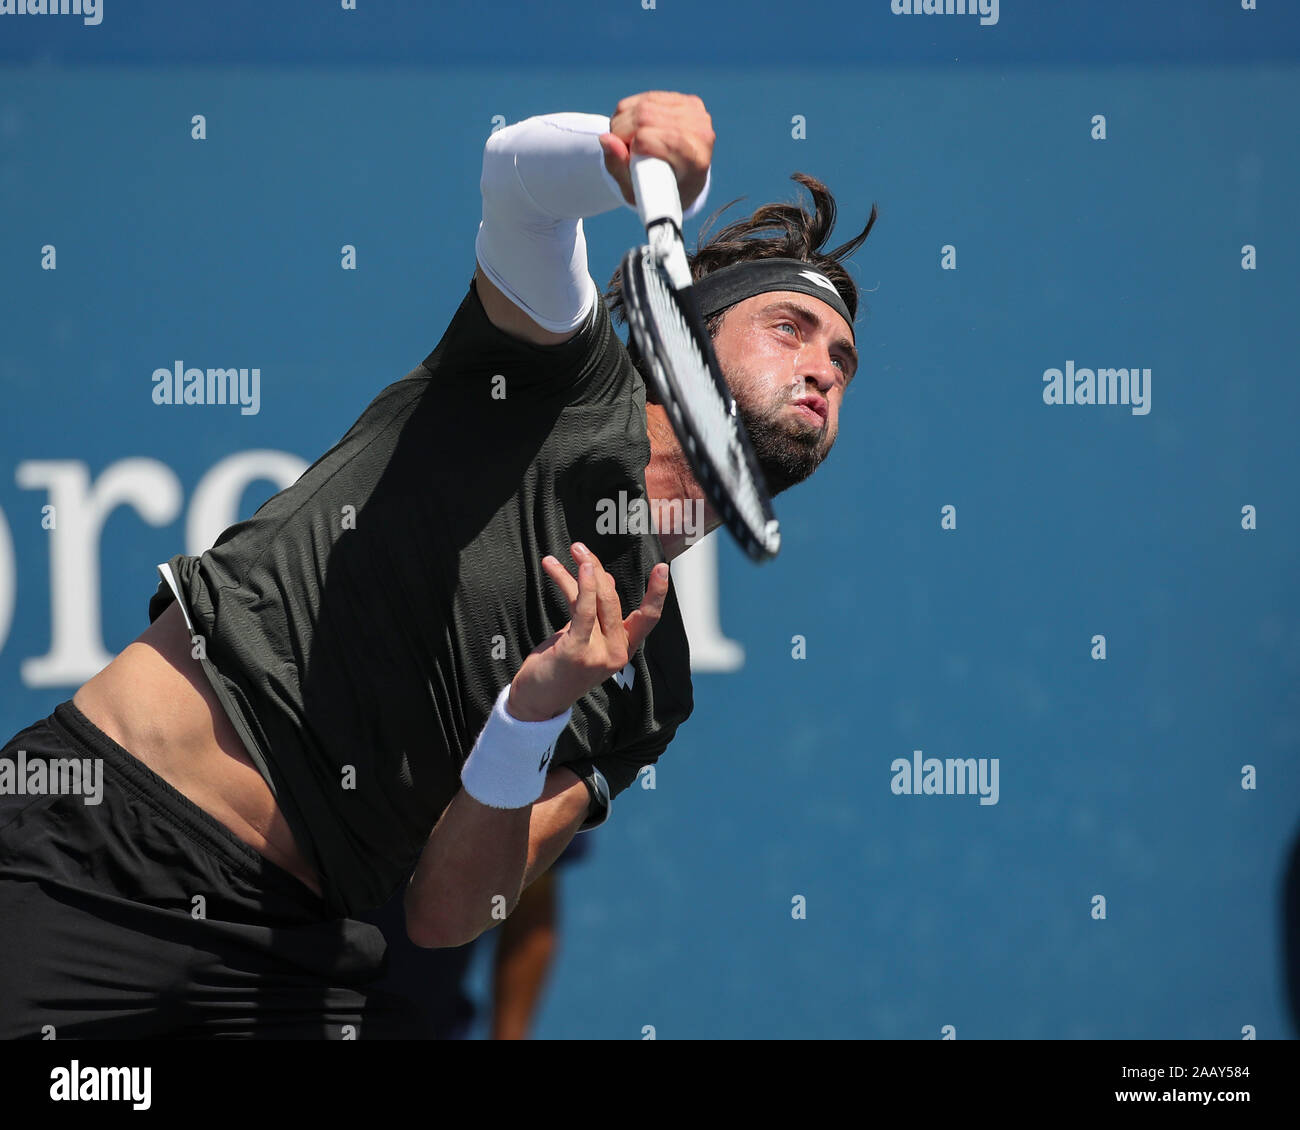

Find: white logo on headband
<box><xmin>797</xmin><ymin>269</ymin><xmax>837</xmax><ymax>294</ymax></box>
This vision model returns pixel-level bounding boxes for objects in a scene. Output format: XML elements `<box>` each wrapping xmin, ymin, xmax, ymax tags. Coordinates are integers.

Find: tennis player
<box><xmin>0</xmin><ymin>90</ymin><xmax>876</xmax><ymax>1038</ymax></box>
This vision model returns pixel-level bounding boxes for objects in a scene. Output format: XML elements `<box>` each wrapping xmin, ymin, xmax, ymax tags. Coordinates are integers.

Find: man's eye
<box><xmin>777</xmin><ymin>321</ymin><xmax>848</xmax><ymax>376</ymax></box>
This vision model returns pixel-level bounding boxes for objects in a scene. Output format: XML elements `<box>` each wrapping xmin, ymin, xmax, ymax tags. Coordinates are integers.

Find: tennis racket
<box><xmin>620</xmin><ymin>154</ymin><xmax>781</xmax><ymax>562</ymax></box>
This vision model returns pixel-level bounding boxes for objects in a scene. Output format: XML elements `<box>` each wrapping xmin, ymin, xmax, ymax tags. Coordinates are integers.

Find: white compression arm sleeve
<box><xmin>475</xmin><ymin>111</ymin><xmax>713</xmax><ymax>333</ymax></box>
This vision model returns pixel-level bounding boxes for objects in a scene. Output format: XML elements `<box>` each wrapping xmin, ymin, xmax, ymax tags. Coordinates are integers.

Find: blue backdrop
<box><xmin>2</xmin><ymin>2</ymin><xmax>1298</xmax><ymax>1040</ymax></box>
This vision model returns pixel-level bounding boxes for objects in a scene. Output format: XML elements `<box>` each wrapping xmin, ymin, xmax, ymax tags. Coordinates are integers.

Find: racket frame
<box><xmin>619</xmin><ymin>162</ymin><xmax>781</xmax><ymax>562</ymax></box>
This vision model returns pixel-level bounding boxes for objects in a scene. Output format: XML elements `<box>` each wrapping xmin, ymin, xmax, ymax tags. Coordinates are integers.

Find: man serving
<box><xmin>0</xmin><ymin>90</ymin><xmax>875</xmax><ymax>1037</ymax></box>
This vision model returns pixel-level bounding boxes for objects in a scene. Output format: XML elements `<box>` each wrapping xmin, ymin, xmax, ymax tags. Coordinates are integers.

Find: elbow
<box><xmin>406</xmin><ymin>915</ymin><xmax>483</xmax><ymax>950</ymax></box>
<box><xmin>406</xmin><ymin>926</ymin><xmax>467</xmax><ymax>950</ymax></box>
<box><xmin>405</xmin><ymin>898</ymin><xmax>503</xmax><ymax>949</ymax></box>
<box><xmin>479</xmin><ymin>125</ymin><xmax>520</xmax><ymax>203</ymax></box>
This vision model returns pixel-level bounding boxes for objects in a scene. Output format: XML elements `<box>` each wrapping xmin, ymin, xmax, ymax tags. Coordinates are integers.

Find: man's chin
<box><xmin>754</xmin><ymin>435</ymin><xmax>827</xmax><ymax>496</ymax></box>
<box><xmin>737</xmin><ymin>404</ymin><xmax>830</xmax><ymax>495</ymax></box>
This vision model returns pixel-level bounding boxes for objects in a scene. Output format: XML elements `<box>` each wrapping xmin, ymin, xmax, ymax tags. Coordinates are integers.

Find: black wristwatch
<box><xmin>577</xmin><ymin>765</ymin><xmax>611</xmax><ymax>831</ymax></box>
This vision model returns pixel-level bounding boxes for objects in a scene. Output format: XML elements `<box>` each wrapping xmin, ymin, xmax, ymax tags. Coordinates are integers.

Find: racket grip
<box><xmin>630</xmin><ymin>154</ymin><xmax>683</xmax><ymax>234</ymax></box>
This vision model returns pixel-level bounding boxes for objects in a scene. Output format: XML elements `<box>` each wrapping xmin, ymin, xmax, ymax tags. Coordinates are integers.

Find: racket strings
<box><xmin>626</xmin><ymin>245</ymin><xmax>780</xmax><ymax>558</ymax></box>
<box><xmin>643</xmin><ymin>266</ymin><xmax>737</xmax><ymax>466</ymax></box>
<box><xmin>648</xmin><ymin>271</ymin><xmax>766</xmax><ymax>528</ymax></box>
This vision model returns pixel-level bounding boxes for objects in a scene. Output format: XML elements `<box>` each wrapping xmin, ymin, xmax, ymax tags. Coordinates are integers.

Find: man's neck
<box><xmin>644</xmin><ymin>403</ymin><xmax>722</xmax><ymax>561</ymax></box>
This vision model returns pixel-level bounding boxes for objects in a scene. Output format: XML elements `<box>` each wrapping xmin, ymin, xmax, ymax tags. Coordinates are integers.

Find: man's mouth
<box><xmin>791</xmin><ymin>395</ymin><xmax>827</xmax><ymax>424</ymax></box>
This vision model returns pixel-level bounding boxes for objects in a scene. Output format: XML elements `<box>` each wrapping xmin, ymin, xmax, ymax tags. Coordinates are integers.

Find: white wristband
<box><xmin>460</xmin><ymin>684</ymin><xmax>572</xmax><ymax>809</ymax></box>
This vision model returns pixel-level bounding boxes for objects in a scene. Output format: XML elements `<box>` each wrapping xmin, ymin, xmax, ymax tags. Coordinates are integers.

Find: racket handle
<box><xmin>630</xmin><ymin>154</ymin><xmax>683</xmax><ymax>234</ymax></box>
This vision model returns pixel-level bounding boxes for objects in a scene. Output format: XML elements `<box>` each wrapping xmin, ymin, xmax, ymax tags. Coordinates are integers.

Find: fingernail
<box><xmin>573</xmin><ymin>542</ymin><xmax>588</xmax><ymax>556</ymax></box>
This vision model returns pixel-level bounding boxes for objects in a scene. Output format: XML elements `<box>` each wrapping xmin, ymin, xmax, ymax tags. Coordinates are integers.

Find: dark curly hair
<box><xmin>604</xmin><ymin>172</ymin><xmax>878</xmax><ymax>347</ymax></box>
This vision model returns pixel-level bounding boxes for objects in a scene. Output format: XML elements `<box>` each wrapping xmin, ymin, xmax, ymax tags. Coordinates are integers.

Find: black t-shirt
<box><xmin>148</xmin><ymin>277</ymin><xmax>693</xmax><ymax>918</ymax></box>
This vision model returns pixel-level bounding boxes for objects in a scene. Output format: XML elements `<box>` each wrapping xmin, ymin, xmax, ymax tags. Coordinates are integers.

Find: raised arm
<box><xmin>473</xmin><ymin>93</ymin><xmax>715</xmax><ymax>347</ymax></box>
<box><xmin>404</xmin><ymin>543</ymin><xmax>670</xmax><ymax>949</ymax></box>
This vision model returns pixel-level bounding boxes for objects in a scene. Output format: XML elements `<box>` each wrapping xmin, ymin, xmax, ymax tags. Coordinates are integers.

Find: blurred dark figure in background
<box><xmin>1284</xmin><ymin>826</ymin><xmax>1300</xmax><ymax>1038</ymax></box>
<box><xmin>360</xmin><ymin>833</ymin><xmax>592</xmax><ymax>1039</ymax></box>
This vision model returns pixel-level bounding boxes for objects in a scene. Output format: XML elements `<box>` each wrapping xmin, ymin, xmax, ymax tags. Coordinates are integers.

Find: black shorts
<box><xmin>0</xmin><ymin>701</ymin><xmax>422</xmax><ymax>1039</ymax></box>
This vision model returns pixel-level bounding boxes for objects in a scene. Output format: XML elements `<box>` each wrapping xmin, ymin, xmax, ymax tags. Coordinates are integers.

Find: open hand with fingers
<box><xmin>506</xmin><ymin>542</ymin><xmax>670</xmax><ymax>723</ymax></box>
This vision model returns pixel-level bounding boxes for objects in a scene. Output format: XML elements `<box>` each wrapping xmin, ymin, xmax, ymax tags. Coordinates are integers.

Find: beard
<box><xmin>733</xmin><ymin>382</ymin><xmax>831</xmax><ymax>497</ymax></box>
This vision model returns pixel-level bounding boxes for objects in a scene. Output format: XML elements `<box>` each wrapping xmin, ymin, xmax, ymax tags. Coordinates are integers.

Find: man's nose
<box><xmin>796</xmin><ymin>343</ymin><xmax>839</xmax><ymax>392</ymax></box>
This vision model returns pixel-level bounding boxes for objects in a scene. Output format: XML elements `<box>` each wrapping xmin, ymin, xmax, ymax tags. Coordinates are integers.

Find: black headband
<box><xmin>691</xmin><ymin>257</ymin><xmax>854</xmax><ymax>343</ymax></box>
